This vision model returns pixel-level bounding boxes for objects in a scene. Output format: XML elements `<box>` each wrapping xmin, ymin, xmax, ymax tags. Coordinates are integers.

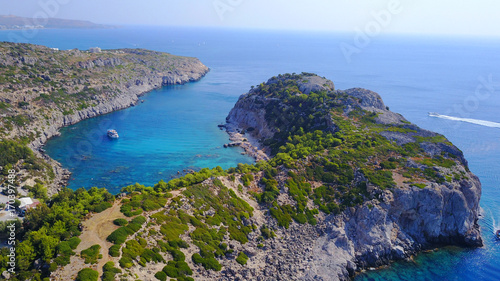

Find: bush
<box><xmin>176</xmin><ymin>261</ymin><xmax>193</xmax><ymax>276</ymax></box>
<box><xmin>102</xmin><ymin>262</ymin><xmax>121</xmax><ymax>281</ymax></box>
<box><xmin>141</xmin><ymin>248</ymin><xmax>164</xmax><ymax>263</ymax></box>
<box><xmin>119</xmin><ymin>256</ymin><xmax>134</xmax><ymax>268</ymax></box>
<box><xmin>113</xmin><ymin>218</ymin><xmax>128</xmax><ymax>226</ymax></box>
<box><xmin>109</xmin><ymin>245</ymin><xmax>121</xmax><ymax>257</ymax></box>
<box><xmin>163</xmin><ymin>265</ymin><xmax>179</xmax><ymax>278</ymax></box>
<box><xmin>76</xmin><ymin>268</ymin><xmax>98</xmax><ymax>281</ymax></box>
<box><xmin>241</xmin><ymin>174</ymin><xmax>254</xmax><ymax>187</ymax></box>
<box><xmin>80</xmin><ymin>245</ymin><xmax>101</xmax><ymax>264</ymax></box>
<box><xmin>192</xmin><ymin>253</ymin><xmax>221</xmax><ymax>271</ymax></box>
<box><xmin>93</xmin><ymin>201</ymin><xmax>112</xmax><ymax>213</ymax></box>
<box><xmin>67</xmin><ymin>237</ymin><xmax>81</xmax><ymax>249</ymax></box>
<box><xmin>236</xmin><ymin>252</ymin><xmax>248</xmax><ymax>265</ymax></box>
<box><xmin>154</xmin><ymin>271</ymin><xmax>167</xmax><ymax>281</ymax></box>
<box><xmin>107</xmin><ymin>226</ymin><xmax>133</xmax><ymax>244</ymax></box>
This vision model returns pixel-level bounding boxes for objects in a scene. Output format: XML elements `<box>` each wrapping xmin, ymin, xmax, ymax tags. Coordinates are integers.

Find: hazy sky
<box><xmin>1</xmin><ymin>0</ymin><xmax>499</xmax><ymax>37</ymax></box>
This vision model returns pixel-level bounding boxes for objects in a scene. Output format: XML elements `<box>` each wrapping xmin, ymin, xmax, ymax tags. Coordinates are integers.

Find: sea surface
<box><xmin>1</xmin><ymin>26</ymin><xmax>500</xmax><ymax>280</ymax></box>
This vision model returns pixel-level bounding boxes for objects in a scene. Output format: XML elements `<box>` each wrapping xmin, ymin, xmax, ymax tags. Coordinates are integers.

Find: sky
<box><xmin>1</xmin><ymin>0</ymin><xmax>499</xmax><ymax>37</ymax></box>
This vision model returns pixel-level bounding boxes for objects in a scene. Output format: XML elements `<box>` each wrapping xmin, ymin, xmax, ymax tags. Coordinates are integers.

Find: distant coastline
<box><xmin>0</xmin><ymin>14</ymin><xmax>116</xmax><ymax>30</ymax></box>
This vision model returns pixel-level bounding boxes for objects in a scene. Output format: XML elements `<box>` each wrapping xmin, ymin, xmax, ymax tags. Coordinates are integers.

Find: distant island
<box><xmin>0</xmin><ymin>15</ymin><xmax>115</xmax><ymax>30</ymax></box>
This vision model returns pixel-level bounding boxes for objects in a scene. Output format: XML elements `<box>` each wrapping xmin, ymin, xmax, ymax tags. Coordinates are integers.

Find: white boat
<box><xmin>107</xmin><ymin>129</ymin><xmax>119</xmax><ymax>139</ymax></box>
<box><xmin>428</xmin><ymin>112</ymin><xmax>440</xmax><ymax>117</ymax></box>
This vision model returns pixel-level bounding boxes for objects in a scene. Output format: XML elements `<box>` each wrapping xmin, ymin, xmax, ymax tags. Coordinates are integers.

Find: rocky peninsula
<box><xmin>218</xmin><ymin>73</ymin><xmax>482</xmax><ymax>279</ymax></box>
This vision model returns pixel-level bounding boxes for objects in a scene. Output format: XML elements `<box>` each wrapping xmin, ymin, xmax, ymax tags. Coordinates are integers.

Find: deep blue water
<box><xmin>1</xmin><ymin>26</ymin><xmax>500</xmax><ymax>280</ymax></box>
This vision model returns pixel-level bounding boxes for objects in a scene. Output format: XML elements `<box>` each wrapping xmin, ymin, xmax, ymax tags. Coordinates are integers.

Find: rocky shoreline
<box><xmin>38</xmin><ymin>69</ymin><xmax>209</xmax><ymax>195</ymax></box>
<box><xmin>223</xmin><ymin>122</ymin><xmax>271</xmax><ymax>162</ymax></box>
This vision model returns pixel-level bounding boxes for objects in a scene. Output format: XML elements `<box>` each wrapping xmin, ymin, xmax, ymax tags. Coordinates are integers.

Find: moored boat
<box><xmin>107</xmin><ymin>129</ymin><xmax>119</xmax><ymax>139</ymax></box>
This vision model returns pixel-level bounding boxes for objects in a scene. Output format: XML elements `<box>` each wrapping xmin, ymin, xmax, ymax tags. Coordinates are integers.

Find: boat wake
<box><xmin>428</xmin><ymin>113</ymin><xmax>500</xmax><ymax>128</ymax></box>
<box><xmin>490</xmin><ymin>210</ymin><xmax>500</xmax><ymax>239</ymax></box>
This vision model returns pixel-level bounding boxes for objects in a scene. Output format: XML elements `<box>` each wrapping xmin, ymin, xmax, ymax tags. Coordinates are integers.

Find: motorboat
<box><xmin>107</xmin><ymin>129</ymin><xmax>119</xmax><ymax>139</ymax></box>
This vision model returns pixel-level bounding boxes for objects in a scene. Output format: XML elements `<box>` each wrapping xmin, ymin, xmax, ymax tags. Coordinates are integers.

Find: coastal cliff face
<box><xmin>0</xmin><ymin>42</ymin><xmax>208</xmax><ymax>194</ymax></box>
<box><xmin>223</xmin><ymin>73</ymin><xmax>482</xmax><ymax>280</ymax></box>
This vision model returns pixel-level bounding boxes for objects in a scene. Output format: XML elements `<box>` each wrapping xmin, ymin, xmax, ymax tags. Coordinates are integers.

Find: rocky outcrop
<box><xmin>223</xmin><ymin>73</ymin><xmax>482</xmax><ymax>280</ymax></box>
<box><xmin>308</xmin><ymin>172</ymin><xmax>481</xmax><ymax>280</ymax></box>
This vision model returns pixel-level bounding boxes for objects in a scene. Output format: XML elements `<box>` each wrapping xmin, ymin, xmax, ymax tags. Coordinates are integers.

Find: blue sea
<box><xmin>1</xmin><ymin>26</ymin><xmax>499</xmax><ymax>280</ymax></box>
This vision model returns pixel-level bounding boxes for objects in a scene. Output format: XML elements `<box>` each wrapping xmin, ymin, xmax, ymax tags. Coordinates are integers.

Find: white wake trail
<box><xmin>429</xmin><ymin>113</ymin><xmax>500</xmax><ymax>128</ymax></box>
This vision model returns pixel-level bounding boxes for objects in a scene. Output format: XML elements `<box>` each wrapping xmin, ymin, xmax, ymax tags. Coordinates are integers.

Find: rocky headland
<box><xmin>218</xmin><ymin>73</ymin><xmax>482</xmax><ymax>279</ymax></box>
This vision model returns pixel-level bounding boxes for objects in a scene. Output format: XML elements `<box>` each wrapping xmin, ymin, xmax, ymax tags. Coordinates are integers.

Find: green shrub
<box><xmin>241</xmin><ymin>174</ymin><xmax>254</xmax><ymax>187</ymax></box>
<box><xmin>141</xmin><ymin>248</ymin><xmax>164</xmax><ymax>263</ymax></box>
<box><xmin>154</xmin><ymin>271</ymin><xmax>167</xmax><ymax>281</ymax></box>
<box><xmin>75</xmin><ymin>268</ymin><xmax>98</xmax><ymax>281</ymax></box>
<box><xmin>192</xmin><ymin>253</ymin><xmax>222</xmax><ymax>271</ymax></box>
<box><xmin>67</xmin><ymin>237</ymin><xmax>81</xmax><ymax>249</ymax></box>
<box><xmin>176</xmin><ymin>261</ymin><xmax>193</xmax><ymax>276</ymax></box>
<box><xmin>169</xmin><ymin>248</ymin><xmax>186</xmax><ymax>262</ymax></box>
<box><xmin>160</xmin><ymin>222</ymin><xmax>188</xmax><ymax>240</ymax></box>
<box><xmin>163</xmin><ymin>265</ymin><xmax>179</xmax><ymax>278</ymax></box>
<box><xmin>107</xmin><ymin>226</ymin><xmax>134</xmax><ymax>244</ymax></box>
<box><xmin>260</xmin><ymin>225</ymin><xmax>275</xmax><ymax>239</ymax></box>
<box><xmin>270</xmin><ymin>207</ymin><xmax>292</xmax><ymax>228</ymax></box>
<box><xmin>109</xmin><ymin>245</ymin><xmax>121</xmax><ymax>257</ymax></box>
<box><xmin>236</xmin><ymin>252</ymin><xmax>248</xmax><ymax>265</ymax></box>
<box><xmin>113</xmin><ymin>218</ymin><xmax>128</xmax><ymax>226</ymax></box>
<box><xmin>102</xmin><ymin>262</ymin><xmax>121</xmax><ymax>281</ymax></box>
<box><xmin>119</xmin><ymin>256</ymin><xmax>133</xmax><ymax>268</ymax></box>
<box><xmin>80</xmin><ymin>245</ymin><xmax>101</xmax><ymax>264</ymax></box>
<box><xmin>93</xmin><ymin>201</ymin><xmax>112</xmax><ymax>213</ymax></box>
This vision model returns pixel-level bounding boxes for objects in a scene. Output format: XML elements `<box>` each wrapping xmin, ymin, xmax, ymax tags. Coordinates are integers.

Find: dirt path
<box><xmin>52</xmin><ymin>200</ymin><xmax>126</xmax><ymax>280</ymax></box>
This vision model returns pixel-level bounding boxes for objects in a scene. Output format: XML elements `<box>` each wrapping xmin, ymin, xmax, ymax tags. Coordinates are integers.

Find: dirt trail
<box><xmin>52</xmin><ymin>200</ymin><xmax>125</xmax><ymax>280</ymax></box>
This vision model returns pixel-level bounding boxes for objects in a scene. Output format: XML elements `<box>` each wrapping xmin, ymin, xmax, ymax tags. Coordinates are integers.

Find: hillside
<box><xmin>0</xmin><ymin>15</ymin><xmax>113</xmax><ymax>29</ymax></box>
<box><xmin>1</xmin><ymin>73</ymin><xmax>481</xmax><ymax>280</ymax></box>
<box><xmin>0</xmin><ymin>42</ymin><xmax>209</xmax><ymax>195</ymax></box>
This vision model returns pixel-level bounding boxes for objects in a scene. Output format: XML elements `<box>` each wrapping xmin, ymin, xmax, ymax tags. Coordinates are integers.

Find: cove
<box><xmin>43</xmin><ymin>79</ymin><xmax>254</xmax><ymax>194</ymax></box>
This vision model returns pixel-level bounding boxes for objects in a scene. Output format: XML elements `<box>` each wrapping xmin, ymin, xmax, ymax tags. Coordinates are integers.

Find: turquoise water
<box><xmin>41</xmin><ymin>83</ymin><xmax>254</xmax><ymax>192</ymax></box>
<box><xmin>1</xmin><ymin>27</ymin><xmax>500</xmax><ymax>280</ymax></box>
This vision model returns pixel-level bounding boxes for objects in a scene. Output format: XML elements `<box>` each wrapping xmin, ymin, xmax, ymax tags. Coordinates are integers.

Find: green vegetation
<box><xmin>154</xmin><ymin>166</ymin><xmax>227</xmax><ymax>190</ymax></box>
<box><xmin>76</xmin><ymin>268</ymin><xmax>98</xmax><ymax>281</ymax></box>
<box><xmin>236</xmin><ymin>252</ymin><xmax>249</xmax><ymax>265</ymax></box>
<box><xmin>113</xmin><ymin>218</ymin><xmax>128</xmax><ymax>226</ymax></box>
<box><xmin>102</xmin><ymin>262</ymin><xmax>122</xmax><ymax>281</ymax></box>
<box><xmin>0</xmin><ymin>187</ymin><xmax>114</xmax><ymax>280</ymax></box>
<box><xmin>80</xmin><ymin>244</ymin><xmax>101</xmax><ymax>264</ymax></box>
<box><xmin>0</xmin><ymin>140</ymin><xmax>54</xmax><ymax>180</ymax></box>
<box><xmin>107</xmin><ymin>215</ymin><xmax>146</xmax><ymax>244</ymax></box>
<box><xmin>120</xmin><ymin>183</ymin><xmax>169</xmax><ymax>216</ymax></box>
<box><xmin>108</xmin><ymin>244</ymin><xmax>121</xmax><ymax>257</ymax></box>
